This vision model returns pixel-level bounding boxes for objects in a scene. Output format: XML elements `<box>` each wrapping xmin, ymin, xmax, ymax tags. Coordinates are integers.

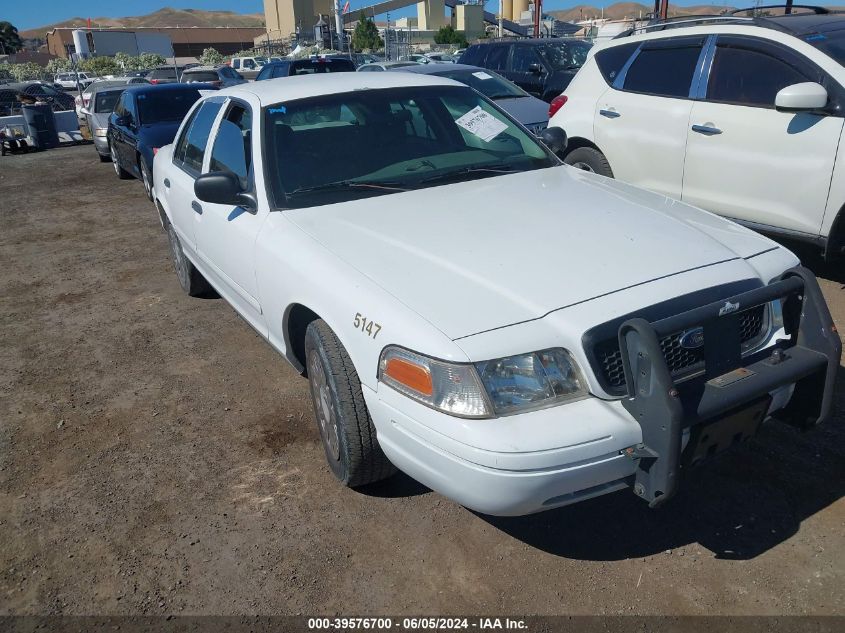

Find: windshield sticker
<box><xmin>472</xmin><ymin>71</ymin><xmax>493</xmax><ymax>80</ymax></box>
<box><xmin>455</xmin><ymin>106</ymin><xmax>508</xmax><ymax>142</ymax></box>
<box><xmin>268</xmin><ymin>105</ymin><xmax>287</xmax><ymax>114</ymax></box>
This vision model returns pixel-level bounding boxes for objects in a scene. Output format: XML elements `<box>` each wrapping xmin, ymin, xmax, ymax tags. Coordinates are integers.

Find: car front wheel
<box><xmin>305</xmin><ymin>319</ymin><xmax>396</xmax><ymax>487</ymax></box>
<box><xmin>563</xmin><ymin>147</ymin><xmax>614</xmax><ymax>178</ymax></box>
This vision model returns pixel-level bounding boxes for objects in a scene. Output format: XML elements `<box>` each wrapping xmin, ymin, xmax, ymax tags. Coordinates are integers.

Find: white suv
<box><xmin>548</xmin><ymin>8</ymin><xmax>845</xmax><ymax>260</ymax></box>
<box><xmin>153</xmin><ymin>73</ymin><xmax>839</xmax><ymax>515</ymax></box>
<box><xmin>55</xmin><ymin>72</ymin><xmax>95</xmax><ymax>90</ymax></box>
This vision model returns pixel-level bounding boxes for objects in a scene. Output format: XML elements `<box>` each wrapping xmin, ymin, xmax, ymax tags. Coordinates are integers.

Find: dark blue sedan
<box><xmin>107</xmin><ymin>83</ymin><xmax>216</xmax><ymax>200</ymax></box>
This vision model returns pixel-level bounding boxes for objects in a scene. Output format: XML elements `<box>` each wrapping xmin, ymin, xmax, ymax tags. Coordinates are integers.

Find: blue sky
<box><xmin>8</xmin><ymin>0</ymin><xmax>732</xmax><ymax>31</ymax></box>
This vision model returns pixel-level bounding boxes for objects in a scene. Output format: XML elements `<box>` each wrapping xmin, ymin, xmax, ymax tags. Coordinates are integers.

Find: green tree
<box><xmin>10</xmin><ymin>62</ymin><xmax>49</xmax><ymax>81</ymax></box>
<box><xmin>199</xmin><ymin>47</ymin><xmax>224</xmax><ymax>66</ymax></box>
<box><xmin>134</xmin><ymin>52</ymin><xmax>166</xmax><ymax>69</ymax></box>
<box><xmin>79</xmin><ymin>55</ymin><xmax>119</xmax><ymax>76</ymax></box>
<box><xmin>114</xmin><ymin>51</ymin><xmax>132</xmax><ymax>70</ymax></box>
<box><xmin>0</xmin><ymin>64</ymin><xmax>12</xmax><ymax>81</ymax></box>
<box><xmin>0</xmin><ymin>22</ymin><xmax>23</xmax><ymax>54</ymax></box>
<box><xmin>46</xmin><ymin>58</ymin><xmax>72</xmax><ymax>75</ymax></box>
<box><xmin>351</xmin><ymin>13</ymin><xmax>382</xmax><ymax>51</ymax></box>
<box><xmin>434</xmin><ymin>25</ymin><xmax>468</xmax><ymax>48</ymax></box>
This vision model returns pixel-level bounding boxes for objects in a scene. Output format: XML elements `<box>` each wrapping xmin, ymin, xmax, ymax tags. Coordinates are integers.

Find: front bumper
<box><xmin>618</xmin><ymin>266</ymin><xmax>840</xmax><ymax>507</ymax></box>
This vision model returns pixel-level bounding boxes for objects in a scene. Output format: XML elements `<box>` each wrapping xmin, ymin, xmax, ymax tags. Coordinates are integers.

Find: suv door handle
<box><xmin>599</xmin><ymin>109</ymin><xmax>621</xmax><ymax>119</ymax></box>
<box><xmin>191</xmin><ymin>201</ymin><xmax>203</xmax><ymax>215</ymax></box>
<box><xmin>691</xmin><ymin>124</ymin><xmax>722</xmax><ymax>135</ymax></box>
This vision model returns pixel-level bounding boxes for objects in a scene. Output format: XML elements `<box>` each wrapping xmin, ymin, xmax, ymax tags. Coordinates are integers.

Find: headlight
<box><xmin>378</xmin><ymin>346</ymin><xmax>587</xmax><ymax>418</ymax></box>
<box><xmin>94</xmin><ymin>128</ymin><xmax>108</xmax><ymax>137</ymax></box>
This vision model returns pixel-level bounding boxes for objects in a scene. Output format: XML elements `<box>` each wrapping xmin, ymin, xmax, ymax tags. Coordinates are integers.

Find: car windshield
<box><xmin>94</xmin><ymin>90</ymin><xmax>122</xmax><ymax>113</ymax></box>
<box><xmin>434</xmin><ymin>69</ymin><xmax>527</xmax><ymax>99</ymax></box>
<box><xmin>137</xmin><ymin>89</ymin><xmax>201</xmax><ymax>124</ymax></box>
<box><xmin>290</xmin><ymin>59</ymin><xmax>356</xmax><ymax>74</ymax></box>
<box><xmin>537</xmin><ymin>40</ymin><xmax>592</xmax><ymax>70</ymax></box>
<box><xmin>263</xmin><ymin>85</ymin><xmax>557</xmax><ymax>209</ymax></box>
<box><xmin>804</xmin><ymin>28</ymin><xmax>845</xmax><ymax>66</ymax></box>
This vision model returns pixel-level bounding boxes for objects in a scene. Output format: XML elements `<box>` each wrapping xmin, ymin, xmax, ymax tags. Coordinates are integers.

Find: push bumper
<box><xmin>618</xmin><ymin>266</ymin><xmax>840</xmax><ymax>507</ymax></box>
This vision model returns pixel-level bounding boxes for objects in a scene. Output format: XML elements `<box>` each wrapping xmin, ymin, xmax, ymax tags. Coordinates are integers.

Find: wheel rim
<box><xmin>110</xmin><ymin>145</ymin><xmax>119</xmax><ymax>175</ymax></box>
<box><xmin>308</xmin><ymin>351</ymin><xmax>340</xmax><ymax>461</ymax></box>
<box><xmin>167</xmin><ymin>227</ymin><xmax>189</xmax><ymax>290</ymax></box>
<box><xmin>570</xmin><ymin>161</ymin><xmax>595</xmax><ymax>173</ymax></box>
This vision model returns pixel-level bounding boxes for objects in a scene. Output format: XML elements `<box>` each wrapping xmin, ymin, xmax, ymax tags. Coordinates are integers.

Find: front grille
<box><xmin>594</xmin><ymin>305</ymin><xmax>767</xmax><ymax>391</ymax></box>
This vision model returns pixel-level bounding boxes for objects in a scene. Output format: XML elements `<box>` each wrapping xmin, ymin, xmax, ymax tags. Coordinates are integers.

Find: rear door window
<box><xmin>595</xmin><ymin>42</ymin><xmax>640</xmax><ymax>86</ymax></box>
<box><xmin>486</xmin><ymin>45</ymin><xmax>509</xmax><ymax>71</ymax></box>
<box><xmin>623</xmin><ymin>37</ymin><xmax>703</xmax><ymax>98</ymax></box>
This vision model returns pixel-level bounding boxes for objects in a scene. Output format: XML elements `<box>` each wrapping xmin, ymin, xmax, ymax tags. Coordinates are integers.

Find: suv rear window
<box><xmin>148</xmin><ymin>68</ymin><xmax>177</xmax><ymax>79</ymax></box>
<box><xmin>623</xmin><ymin>37</ymin><xmax>703</xmax><ymax>98</ymax></box>
<box><xmin>183</xmin><ymin>71</ymin><xmax>219</xmax><ymax>82</ymax></box>
<box><xmin>595</xmin><ymin>42</ymin><xmax>639</xmax><ymax>85</ymax></box>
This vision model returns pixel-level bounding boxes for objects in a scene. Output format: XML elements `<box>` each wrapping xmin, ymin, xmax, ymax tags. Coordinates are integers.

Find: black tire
<box><xmin>563</xmin><ymin>147</ymin><xmax>614</xmax><ymax>178</ymax></box>
<box><xmin>165</xmin><ymin>221</ymin><xmax>212</xmax><ymax>297</ymax></box>
<box><xmin>139</xmin><ymin>156</ymin><xmax>153</xmax><ymax>201</ymax></box>
<box><xmin>110</xmin><ymin>143</ymin><xmax>131</xmax><ymax>179</ymax></box>
<box><xmin>305</xmin><ymin>320</ymin><xmax>396</xmax><ymax>487</ymax></box>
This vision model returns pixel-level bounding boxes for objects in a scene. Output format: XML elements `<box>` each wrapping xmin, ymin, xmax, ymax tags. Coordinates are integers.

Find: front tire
<box><xmin>305</xmin><ymin>320</ymin><xmax>396</xmax><ymax>487</ymax></box>
<box><xmin>165</xmin><ymin>222</ymin><xmax>212</xmax><ymax>297</ymax></box>
<box><xmin>564</xmin><ymin>147</ymin><xmax>614</xmax><ymax>178</ymax></box>
<box><xmin>110</xmin><ymin>143</ymin><xmax>131</xmax><ymax>179</ymax></box>
<box><xmin>140</xmin><ymin>157</ymin><xmax>153</xmax><ymax>201</ymax></box>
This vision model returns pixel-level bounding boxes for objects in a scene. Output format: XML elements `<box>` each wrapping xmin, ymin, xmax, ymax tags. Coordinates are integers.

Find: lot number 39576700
<box><xmin>353</xmin><ymin>312</ymin><xmax>382</xmax><ymax>339</ymax></box>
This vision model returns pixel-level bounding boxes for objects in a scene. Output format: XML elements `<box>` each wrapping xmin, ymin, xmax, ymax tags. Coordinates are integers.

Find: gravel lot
<box><xmin>1</xmin><ymin>144</ymin><xmax>844</xmax><ymax>616</ymax></box>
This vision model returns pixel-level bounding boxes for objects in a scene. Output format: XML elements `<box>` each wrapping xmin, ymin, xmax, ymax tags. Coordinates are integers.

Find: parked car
<box><xmin>393</xmin><ymin>62</ymin><xmax>550</xmax><ymax>134</ymax></box>
<box><xmin>81</xmin><ymin>86</ymin><xmax>126</xmax><ymax>161</ymax></box>
<box><xmin>4</xmin><ymin>82</ymin><xmax>75</xmax><ymax>112</ymax></box>
<box><xmin>181</xmin><ymin>65</ymin><xmax>246</xmax><ymax>88</ymax></box>
<box><xmin>75</xmin><ymin>77</ymin><xmax>150</xmax><ymax>117</ymax></box>
<box><xmin>399</xmin><ymin>53</ymin><xmax>430</xmax><ymax>64</ymax></box>
<box><xmin>255</xmin><ymin>56</ymin><xmax>356</xmax><ymax>80</ymax></box>
<box><xmin>459</xmin><ymin>38</ymin><xmax>592</xmax><ymax>102</ymax></box>
<box><xmin>357</xmin><ymin>61</ymin><xmax>421</xmax><ymax>72</ymax></box>
<box><xmin>425</xmin><ymin>52</ymin><xmax>456</xmax><ymax>63</ymax></box>
<box><xmin>55</xmin><ymin>71</ymin><xmax>95</xmax><ymax>90</ymax></box>
<box><xmin>146</xmin><ymin>66</ymin><xmax>188</xmax><ymax>85</ymax></box>
<box><xmin>548</xmin><ymin>8</ymin><xmax>845</xmax><ymax>260</ymax></box>
<box><xmin>153</xmin><ymin>73</ymin><xmax>839</xmax><ymax>516</ymax></box>
<box><xmin>125</xmin><ymin>69</ymin><xmax>152</xmax><ymax>78</ymax></box>
<box><xmin>228</xmin><ymin>55</ymin><xmax>269</xmax><ymax>80</ymax></box>
<box><xmin>351</xmin><ymin>53</ymin><xmax>383</xmax><ymax>67</ymax></box>
<box><xmin>108</xmin><ymin>83</ymin><xmax>213</xmax><ymax>200</ymax></box>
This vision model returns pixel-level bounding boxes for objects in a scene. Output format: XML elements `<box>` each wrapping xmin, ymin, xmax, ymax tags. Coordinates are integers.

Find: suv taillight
<box><xmin>549</xmin><ymin>95</ymin><xmax>568</xmax><ymax>118</ymax></box>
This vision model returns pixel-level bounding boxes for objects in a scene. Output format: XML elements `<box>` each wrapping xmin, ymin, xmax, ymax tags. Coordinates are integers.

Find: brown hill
<box><xmin>20</xmin><ymin>7</ymin><xmax>265</xmax><ymax>40</ymax></box>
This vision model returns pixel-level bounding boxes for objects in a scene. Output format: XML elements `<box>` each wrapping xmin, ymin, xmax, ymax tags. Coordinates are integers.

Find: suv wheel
<box><xmin>564</xmin><ymin>147</ymin><xmax>614</xmax><ymax>178</ymax></box>
<box><xmin>305</xmin><ymin>320</ymin><xmax>396</xmax><ymax>487</ymax></box>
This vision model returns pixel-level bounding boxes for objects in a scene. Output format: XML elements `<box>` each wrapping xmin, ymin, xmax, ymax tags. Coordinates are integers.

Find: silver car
<box><xmin>80</xmin><ymin>86</ymin><xmax>126</xmax><ymax>161</ymax></box>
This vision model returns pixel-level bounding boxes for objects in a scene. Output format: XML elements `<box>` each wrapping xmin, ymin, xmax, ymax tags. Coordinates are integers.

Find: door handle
<box><xmin>599</xmin><ymin>109</ymin><xmax>621</xmax><ymax>119</ymax></box>
<box><xmin>163</xmin><ymin>178</ymin><xmax>170</xmax><ymax>188</ymax></box>
<box><xmin>691</xmin><ymin>124</ymin><xmax>722</xmax><ymax>135</ymax></box>
<box><xmin>191</xmin><ymin>201</ymin><xmax>203</xmax><ymax>215</ymax></box>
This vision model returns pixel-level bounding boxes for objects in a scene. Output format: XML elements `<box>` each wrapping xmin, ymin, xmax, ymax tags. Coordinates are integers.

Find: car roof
<box><xmin>395</xmin><ymin>62</ymin><xmax>486</xmax><ymax>74</ymax></box>
<box><xmin>469</xmin><ymin>37</ymin><xmax>590</xmax><ymax>46</ymax></box>
<box><xmin>122</xmin><ymin>83</ymin><xmax>215</xmax><ymax>94</ymax></box>
<box><xmin>216</xmin><ymin>71</ymin><xmax>461</xmax><ymax>104</ymax></box>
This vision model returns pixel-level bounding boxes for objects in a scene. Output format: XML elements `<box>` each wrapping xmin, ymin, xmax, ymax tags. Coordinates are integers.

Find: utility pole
<box><xmin>534</xmin><ymin>0</ymin><xmax>542</xmax><ymax>38</ymax></box>
<box><xmin>385</xmin><ymin>12</ymin><xmax>390</xmax><ymax>60</ymax></box>
<box><xmin>499</xmin><ymin>0</ymin><xmax>503</xmax><ymax>37</ymax></box>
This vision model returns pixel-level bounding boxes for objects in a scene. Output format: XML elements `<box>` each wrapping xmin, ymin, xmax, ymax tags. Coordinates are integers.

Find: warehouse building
<box><xmin>45</xmin><ymin>26</ymin><xmax>267</xmax><ymax>60</ymax></box>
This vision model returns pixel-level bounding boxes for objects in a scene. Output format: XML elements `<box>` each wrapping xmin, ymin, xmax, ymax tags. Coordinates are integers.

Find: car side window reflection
<box><xmin>179</xmin><ymin>101</ymin><xmax>223</xmax><ymax>176</ymax></box>
<box><xmin>209</xmin><ymin>104</ymin><xmax>252</xmax><ymax>189</ymax></box>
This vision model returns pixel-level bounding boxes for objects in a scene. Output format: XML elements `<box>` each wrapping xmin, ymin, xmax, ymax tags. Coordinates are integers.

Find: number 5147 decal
<box><xmin>353</xmin><ymin>313</ymin><xmax>382</xmax><ymax>339</ymax></box>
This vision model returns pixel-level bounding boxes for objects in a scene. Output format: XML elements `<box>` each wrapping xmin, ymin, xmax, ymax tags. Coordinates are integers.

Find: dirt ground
<box><xmin>1</xmin><ymin>144</ymin><xmax>844</xmax><ymax>616</ymax></box>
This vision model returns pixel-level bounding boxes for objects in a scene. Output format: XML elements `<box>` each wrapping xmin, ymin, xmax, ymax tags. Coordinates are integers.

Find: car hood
<box><xmin>494</xmin><ymin>95</ymin><xmax>549</xmax><ymax>128</ymax></box>
<box><xmin>286</xmin><ymin>166</ymin><xmax>780</xmax><ymax>340</ymax></box>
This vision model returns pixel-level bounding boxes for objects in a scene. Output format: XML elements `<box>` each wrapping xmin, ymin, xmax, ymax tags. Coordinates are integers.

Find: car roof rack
<box><xmin>615</xmin><ymin>15</ymin><xmax>753</xmax><ymax>37</ymax></box>
<box><xmin>727</xmin><ymin>5</ymin><xmax>830</xmax><ymax>15</ymax></box>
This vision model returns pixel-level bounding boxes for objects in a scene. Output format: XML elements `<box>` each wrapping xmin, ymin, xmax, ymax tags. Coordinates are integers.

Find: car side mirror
<box><xmin>528</xmin><ymin>63</ymin><xmax>544</xmax><ymax>75</ymax></box>
<box><xmin>194</xmin><ymin>171</ymin><xmax>257</xmax><ymax>212</ymax></box>
<box><xmin>115</xmin><ymin>114</ymin><xmax>130</xmax><ymax>127</ymax></box>
<box><xmin>775</xmin><ymin>82</ymin><xmax>828</xmax><ymax>113</ymax></box>
<box><xmin>538</xmin><ymin>126</ymin><xmax>568</xmax><ymax>155</ymax></box>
